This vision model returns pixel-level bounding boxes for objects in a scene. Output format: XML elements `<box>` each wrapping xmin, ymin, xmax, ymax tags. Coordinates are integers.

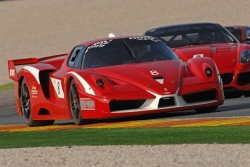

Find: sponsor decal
<box><xmin>31</xmin><ymin>85</ymin><xmax>38</xmax><ymax>98</ymax></box>
<box><xmin>163</xmin><ymin>88</ymin><xmax>170</xmax><ymax>94</ymax></box>
<box><xmin>85</xmin><ymin>40</ymin><xmax>112</xmax><ymax>53</ymax></box>
<box><xmin>31</xmin><ymin>85</ymin><xmax>38</xmax><ymax>95</ymax></box>
<box><xmin>9</xmin><ymin>69</ymin><xmax>15</xmax><ymax>77</ymax></box>
<box><xmin>129</xmin><ymin>36</ymin><xmax>160</xmax><ymax>42</ymax></box>
<box><xmin>80</xmin><ymin>98</ymin><xmax>95</xmax><ymax>110</ymax></box>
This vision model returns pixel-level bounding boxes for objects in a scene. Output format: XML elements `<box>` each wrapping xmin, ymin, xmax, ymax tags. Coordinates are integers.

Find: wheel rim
<box><xmin>70</xmin><ymin>83</ymin><xmax>81</xmax><ymax>121</ymax></box>
<box><xmin>21</xmin><ymin>82</ymin><xmax>31</xmax><ymax>120</ymax></box>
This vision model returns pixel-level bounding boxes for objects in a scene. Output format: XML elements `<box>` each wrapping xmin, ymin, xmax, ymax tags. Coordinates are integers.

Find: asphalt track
<box><xmin>0</xmin><ymin>89</ymin><xmax>250</xmax><ymax>130</ymax></box>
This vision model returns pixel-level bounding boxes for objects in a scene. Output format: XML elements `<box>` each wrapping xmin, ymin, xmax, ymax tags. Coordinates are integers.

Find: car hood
<box><xmin>92</xmin><ymin>60</ymin><xmax>183</xmax><ymax>95</ymax></box>
<box><xmin>173</xmin><ymin>43</ymin><xmax>238</xmax><ymax>73</ymax></box>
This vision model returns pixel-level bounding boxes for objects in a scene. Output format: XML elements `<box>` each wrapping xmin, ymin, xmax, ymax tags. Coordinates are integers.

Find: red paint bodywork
<box><xmin>172</xmin><ymin>43</ymin><xmax>250</xmax><ymax>91</ymax></box>
<box><xmin>8</xmin><ymin>36</ymin><xmax>224</xmax><ymax>123</ymax></box>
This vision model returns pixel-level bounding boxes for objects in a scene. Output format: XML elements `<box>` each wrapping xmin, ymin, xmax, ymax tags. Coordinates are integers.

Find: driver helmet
<box><xmin>198</xmin><ymin>32</ymin><xmax>214</xmax><ymax>43</ymax></box>
<box><xmin>131</xmin><ymin>45</ymin><xmax>151</xmax><ymax>60</ymax></box>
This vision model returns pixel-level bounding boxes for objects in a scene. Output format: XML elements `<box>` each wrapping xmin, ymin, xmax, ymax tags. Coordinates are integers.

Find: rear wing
<box><xmin>8</xmin><ymin>53</ymin><xmax>67</xmax><ymax>81</ymax></box>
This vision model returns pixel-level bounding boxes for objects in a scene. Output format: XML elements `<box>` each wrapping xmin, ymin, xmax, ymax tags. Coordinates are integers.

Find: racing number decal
<box><xmin>57</xmin><ymin>81</ymin><xmax>61</xmax><ymax>95</ymax></box>
<box><xmin>150</xmin><ymin>70</ymin><xmax>159</xmax><ymax>76</ymax></box>
<box><xmin>51</xmin><ymin>78</ymin><xmax>65</xmax><ymax>98</ymax></box>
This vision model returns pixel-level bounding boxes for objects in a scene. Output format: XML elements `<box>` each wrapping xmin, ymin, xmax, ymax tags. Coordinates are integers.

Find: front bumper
<box><xmin>80</xmin><ymin>82</ymin><xmax>224</xmax><ymax>119</ymax></box>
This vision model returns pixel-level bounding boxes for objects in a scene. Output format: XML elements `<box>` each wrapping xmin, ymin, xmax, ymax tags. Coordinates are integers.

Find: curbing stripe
<box><xmin>1</xmin><ymin>117</ymin><xmax>250</xmax><ymax>132</ymax></box>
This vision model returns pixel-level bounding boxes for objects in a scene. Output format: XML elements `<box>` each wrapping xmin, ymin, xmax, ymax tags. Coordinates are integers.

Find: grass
<box><xmin>0</xmin><ymin>83</ymin><xmax>14</xmax><ymax>91</ymax></box>
<box><xmin>0</xmin><ymin>126</ymin><xmax>250</xmax><ymax>149</ymax></box>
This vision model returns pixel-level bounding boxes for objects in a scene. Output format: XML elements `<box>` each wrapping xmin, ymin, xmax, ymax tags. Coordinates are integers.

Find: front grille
<box><xmin>220</xmin><ymin>73</ymin><xmax>233</xmax><ymax>85</ymax></box>
<box><xmin>110</xmin><ymin>100</ymin><xmax>146</xmax><ymax>112</ymax></box>
<box><xmin>183</xmin><ymin>90</ymin><xmax>216</xmax><ymax>103</ymax></box>
<box><xmin>158</xmin><ymin>97</ymin><xmax>175</xmax><ymax>108</ymax></box>
<box><xmin>237</xmin><ymin>72</ymin><xmax>250</xmax><ymax>86</ymax></box>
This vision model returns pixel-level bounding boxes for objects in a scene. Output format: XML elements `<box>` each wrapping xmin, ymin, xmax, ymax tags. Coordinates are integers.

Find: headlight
<box><xmin>240</xmin><ymin>50</ymin><xmax>250</xmax><ymax>63</ymax></box>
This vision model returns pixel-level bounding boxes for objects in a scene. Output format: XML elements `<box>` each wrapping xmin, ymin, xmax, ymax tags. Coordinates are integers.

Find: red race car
<box><xmin>225</xmin><ymin>25</ymin><xmax>250</xmax><ymax>44</ymax></box>
<box><xmin>145</xmin><ymin>23</ymin><xmax>250</xmax><ymax>98</ymax></box>
<box><xmin>8</xmin><ymin>36</ymin><xmax>224</xmax><ymax>126</ymax></box>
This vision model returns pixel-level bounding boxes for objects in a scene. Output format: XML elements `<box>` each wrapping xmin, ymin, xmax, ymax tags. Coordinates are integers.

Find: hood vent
<box><xmin>153</xmin><ymin>76</ymin><xmax>164</xmax><ymax>84</ymax></box>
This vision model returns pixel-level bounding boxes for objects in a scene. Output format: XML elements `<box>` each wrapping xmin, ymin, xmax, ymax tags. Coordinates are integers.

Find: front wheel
<box><xmin>69</xmin><ymin>80</ymin><xmax>84</xmax><ymax>125</ymax></box>
<box><xmin>244</xmin><ymin>91</ymin><xmax>250</xmax><ymax>97</ymax></box>
<box><xmin>224</xmin><ymin>91</ymin><xmax>243</xmax><ymax>99</ymax></box>
<box><xmin>195</xmin><ymin>106</ymin><xmax>218</xmax><ymax>113</ymax></box>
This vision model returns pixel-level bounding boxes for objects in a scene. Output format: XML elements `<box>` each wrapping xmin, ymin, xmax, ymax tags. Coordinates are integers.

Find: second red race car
<box><xmin>8</xmin><ymin>36</ymin><xmax>224</xmax><ymax>126</ymax></box>
<box><xmin>145</xmin><ymin>23</ymin><xmax>250</xmax><ymax>98</ymax></box>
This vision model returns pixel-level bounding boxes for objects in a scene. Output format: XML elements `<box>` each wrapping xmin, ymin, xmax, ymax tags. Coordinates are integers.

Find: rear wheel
<box><xmin>20</xmin><ymin>79</ymin><xmax>55</xmax><ymax>126</ymax></box>
<box><xmin>69</xmin><ymin>80</ymin><xmax>84</xmax><ymax>125</ymax></box>
<box><xmin>195</xmin><ymin>106</ymin><xmax>218</xmax><ymax>113</ymax></box>
<box><xmin>20</xmin><ymin>79</ymin><xmax>39</xmax><ymax>126</ymax></box>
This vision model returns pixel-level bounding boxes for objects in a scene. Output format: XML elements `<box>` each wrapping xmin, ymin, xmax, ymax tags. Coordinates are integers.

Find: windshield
<box><xmin>83</xmin><ymin>36</ymin><xmax>178</xmax><ymax>68</ymax></box>
<box><xmin>145</xmin><ymin>23</ymin><xmax>238</xmax><ymax>48</ymax></box>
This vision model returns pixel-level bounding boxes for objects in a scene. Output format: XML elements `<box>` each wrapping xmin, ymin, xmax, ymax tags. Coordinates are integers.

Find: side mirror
<box><xmin>246</xmin><ymin>34</ymin><xmax>250</xmax><ymax>39</ymax></box>
<box><xmin>246</xmin><ymin>30</ymin><xmax>250</xmax><ymax>40</ymax></box>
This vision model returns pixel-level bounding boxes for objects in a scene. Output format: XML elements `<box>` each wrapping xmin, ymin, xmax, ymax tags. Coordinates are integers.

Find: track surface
<box><xmin>1</xmin><ymin>89</ymin><xmax>250</xmax><ymax>130</ymax></box>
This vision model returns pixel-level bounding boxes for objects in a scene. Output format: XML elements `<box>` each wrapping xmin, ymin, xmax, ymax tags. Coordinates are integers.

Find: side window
<box><xmin>68</xmin><ymin>46</ymin><xmax>84</xmax><ymax>67</ymax></box>
<box><xmin>73</xmin><ymin>46</ymin><xmax>86</xmax><ymax>68</ymax></box>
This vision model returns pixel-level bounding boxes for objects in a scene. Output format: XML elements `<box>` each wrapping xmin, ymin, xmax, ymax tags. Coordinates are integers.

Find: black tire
<box><xmin>69</xmin><ymin>80</ymin><xmax>84</xmax><ymax>125</ymax></box>
<box><xmin>195</xmin><ymin>106</ymin><xmax>218</xmax><ymax>113</ymax></box>
<box><xmin>244</xmin><ymin>91</ymin><xmax>250</xmax><ymax>97</ymax></box>
<box><xmin>20</xmin><ymin>79</ymin><xmax>54</xmax><ymax>127</ymax></box>
<box><xmin>224</xmin><ymin>91</ymin><xmax>243</xmax><ymax>99</ymax></box>
<box><xmin>20</xmin><ymin>79</ymin><xmax>39</xmax><ymax>126</ymax></box>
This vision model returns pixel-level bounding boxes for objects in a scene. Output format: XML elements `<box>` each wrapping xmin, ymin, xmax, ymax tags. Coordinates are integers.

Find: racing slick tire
<box><xmin>69</xmin><ymin>79</ymin><xmax>85</xmax><ymax>125</ymax></box>
<box><xmin>195</xmin><ymin>106</ymin><xmax>218</xmax><ymax>113</ymax></box>
<box><xmin>244</xmin><ymin>91</ymin><xmax>250</xmax><ymax>97</ymax></box>
<box><xmin>224</xmin><ymin>91</ymin><xmax>243</xmax><ymax>99</ymax></box>
<box><xmin>20</xmin><ymin>79</ymin><xmax>54</xmax><ymax>127</ymax></box>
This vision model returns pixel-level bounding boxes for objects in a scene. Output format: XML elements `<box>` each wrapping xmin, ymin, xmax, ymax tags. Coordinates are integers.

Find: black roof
<box><xmin>144</xmin><ymin>22</ymin><xmax>224</xmax><ymax>36</ymax></box>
